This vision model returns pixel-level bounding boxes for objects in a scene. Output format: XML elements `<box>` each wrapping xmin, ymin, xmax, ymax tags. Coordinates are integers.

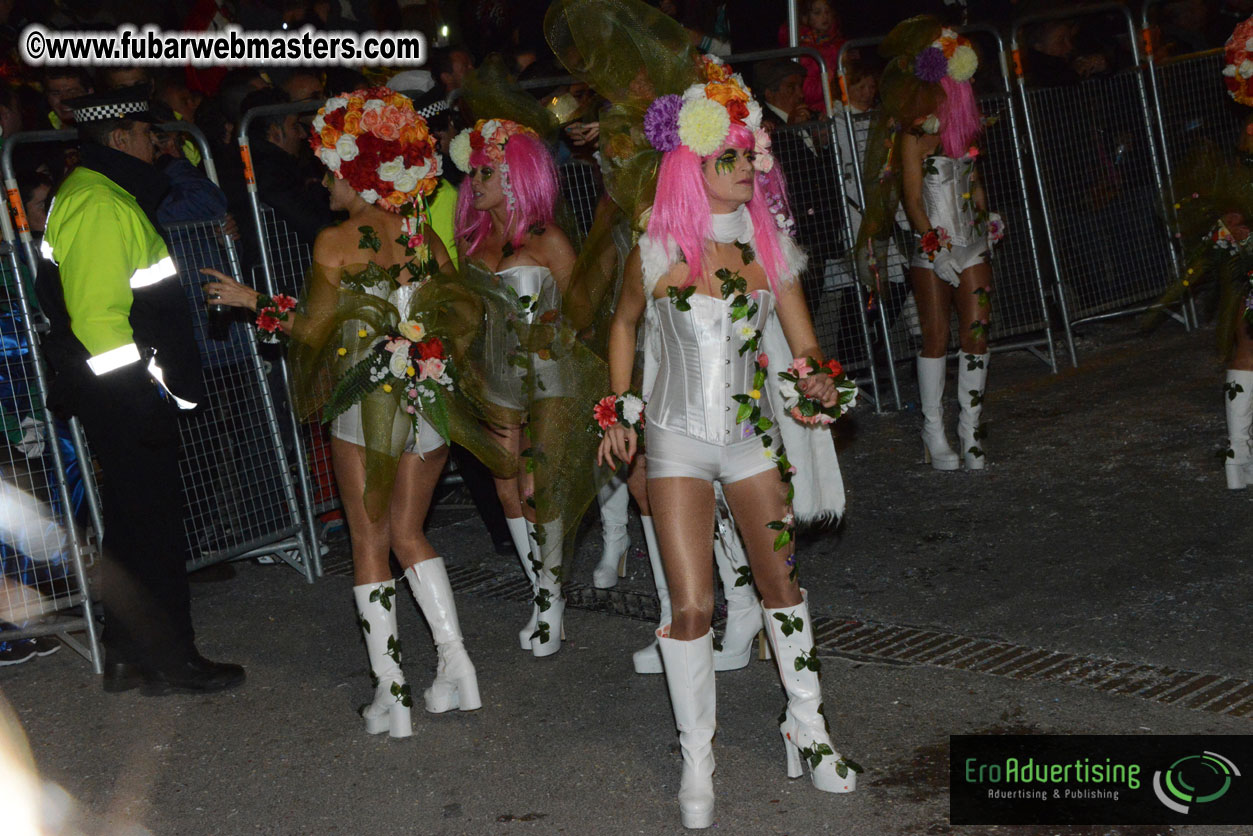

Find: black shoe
<box><xmin>29</xmin><ymin>636</ymin><xmax>60</xmax><ymax>657</ymax></box>
<box><xmin>103</xmin><ymin>655</ymin><xmax>246</xmax><ymax>696</ymax></box>
<box><xmin>0</xmin><ymin>640</ymin><xmax>37</xmax><ymax>666</ymax></box>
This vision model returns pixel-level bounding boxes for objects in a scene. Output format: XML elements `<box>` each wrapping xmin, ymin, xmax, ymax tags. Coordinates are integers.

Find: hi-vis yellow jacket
<box><xmin>42</xmin><ymin>166</ymin><xmax>200</xmax><ymax>409</ymax></box>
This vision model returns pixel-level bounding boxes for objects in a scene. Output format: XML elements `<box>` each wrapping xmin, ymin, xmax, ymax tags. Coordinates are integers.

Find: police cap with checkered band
<box><xmin>63</xmin><ymin>85</ymin><xmax>161</xmax><ymax>125</ymax></box>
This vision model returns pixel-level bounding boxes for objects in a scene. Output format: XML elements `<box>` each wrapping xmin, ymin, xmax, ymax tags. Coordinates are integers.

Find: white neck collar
<box><xmin>710</xmin><ymin>204</ymin><xmax>753</xmax><ymax>245</ymax></box>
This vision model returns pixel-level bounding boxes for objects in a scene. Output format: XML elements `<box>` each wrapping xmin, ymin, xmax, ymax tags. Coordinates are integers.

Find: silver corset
<box><xmin>483</xmin><ymin>265</ymin><xmax>565</xmax><ymax>409</ymax></box>
<box><xmin>648</xmin><ymin>290</ymin><xmax>775</xmax><ymax>445</ymax></box>
<box><xmin>340</xmin><ymin>280</ymin><xmax>422</xmax><ymax>360</ymax></box>
<box><xmin>922</xmin><ymin>155</ymin><xmax>979</xmax><ymax>247</ymax></box>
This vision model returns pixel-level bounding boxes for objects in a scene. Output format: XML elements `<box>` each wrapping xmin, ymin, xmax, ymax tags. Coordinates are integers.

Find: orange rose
<box><xmin>705</xmin><ymin>81</ymin><xmax>749</xmax><ymax>108</ymax></box>
<box><xmin>342</xmin><ymin>110</ymin><xmax>363</xmax><ymax>134</ymax></box>
<box><xmin>400</xmin><ymin>125</ymin><xmax>421</xmax><ymax>145</ymax></box>
<box><xmin>374</xmin><ymin>121</ymin><xmax>401</xmax><ymax>141</ymax></box>
<box><xmin>347</xmin><ymin>96</ymin><xmax>366</xmax><ymax>110</ymax></box>
<box><xmin>319</xmin><ymin>126</ymin><xmax>341</xmax><ymax>147</ymax></box>
<box><xmin>940</xmin><ymin>37</ymin><xmax>958</xmax><ymax>58</ymax></box>
<box><xmin>386</xmin><ymin>190</ymin><xmax>408</xmax><ymax>206</ymax></box>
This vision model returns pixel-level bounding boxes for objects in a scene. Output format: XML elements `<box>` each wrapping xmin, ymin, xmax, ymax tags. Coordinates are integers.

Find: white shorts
<box><xmin>330</xmin><ymin>403</ymin><xmax>445</xmax><ymax>456</ymax></box>
<box><xmin>910</xmin><ymin>242</ymin><xmax>990</xmax><ymax>274</ymax></box>
<box><xmin>645</xmin><ymin>423</ymin><xmax>781</xmax><ymax>483</ymax></box>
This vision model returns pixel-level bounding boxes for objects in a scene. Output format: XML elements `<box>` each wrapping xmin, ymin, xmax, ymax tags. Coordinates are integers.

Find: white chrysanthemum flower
<box><xmin>324</xmin><ymin>96</ymin><xmax>348</xmax><ymax>112</ymax></box>
<box><xmin>360</xmin><ymin>189</ymin><xmax>380</xmax><ymax>204</ymax></box>
<box><xmin>681</xmin><ymin>82</ymin><xmax>707</xmax><ymax>103</ymax></box>
<box><xmin>334</xmin><ymin>133</ymin><xmax>359</xmax><ymax>162</ymax></box>
<box><xmin>388</xmin><ymin>347</ymin><xmax>411</xmax><ymax>378</ymax></box>
<box><xmin>948</xmin><ymin>45</ymin><xmax>978</xmax><ymax>82</ymax></box>
<box><xmin>738</xmin><ymin>324</ymin><xmax>756</xmax><ymax>340</ymax></box>
<box><xmin>678</xmin><ymin>98</ymin><xmax>731</xmax><ymax>157</ymax></box>
<box><xmin>620</xmin><ymin>395</ymin><xmax>645</xmax><ymax>426</ymax></box>
<box><xmin>449</xmin><ymin>131</ymin><xmax>473</xmax><ymax>173</ymax></box>
<box><xmin>378</xmin><ymin>155</ymin><xmax>407</xmax><ymax>183</ymax></box>
<box><xmin>320</xmin><ymin>148</ymin><xmax>342</xmax><ymax>172</ymax></box>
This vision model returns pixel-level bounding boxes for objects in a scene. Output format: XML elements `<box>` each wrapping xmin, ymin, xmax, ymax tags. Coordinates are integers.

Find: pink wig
<box><xmin>937</xmin><ymin>76</ymin><xmax>983</xmax><ymax>158</ymax></box>
<box><xmin>647</xmin><ymin>123</ymin><xmax>794</xmax><ymax>293</ymax></box>
<box><xmin>455</xmin><ymin>132</ymin><xmax>559</xmax><ymax>257</ymax></box>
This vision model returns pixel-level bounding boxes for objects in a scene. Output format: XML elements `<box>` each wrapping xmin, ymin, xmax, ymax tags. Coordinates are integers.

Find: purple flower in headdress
<box><xmin>914</xmin><ymin>46</ymin><xmax>948</xmax><ymax>83</ymax></box>
<box><xmin>644</xmin><ymin>94</ymin><xmax>683</xmax><ymax>152</ymax></box>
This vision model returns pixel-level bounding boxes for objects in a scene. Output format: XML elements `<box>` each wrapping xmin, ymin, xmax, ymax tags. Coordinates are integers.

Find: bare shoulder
<box><xmin>313</xmin><ymin>220</ymin><xmax>359</xmax><ymax>267</ymax></box>
<box><xmin>530</xmin><ymin>223</ymin><xmax>576</xmax><ymax>266</ymax></box>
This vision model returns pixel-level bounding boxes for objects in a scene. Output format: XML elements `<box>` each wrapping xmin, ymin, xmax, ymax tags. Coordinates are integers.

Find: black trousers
<box><xmin>76</xmin><ymin>370</ymin><xmax>196</xmax><ymax>666</ymax></box>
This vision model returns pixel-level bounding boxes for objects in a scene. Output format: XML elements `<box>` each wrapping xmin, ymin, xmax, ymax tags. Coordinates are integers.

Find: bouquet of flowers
<box><xmin>254</xmin><ymin>293</ymin><xmax>297</xmax><ymax>344</ymax></box>
<box><xmin>1224</xmin><ymin>17</ymin><xmax>1253</xmax><ymax>107</ymax></box>
<box><xmin>593</xmin><ymin>391</ymin><xmax>646</xmax><ymax>438</ymax></box>
<box><xmin>777</xmin><ymin>357</ymin><xmax>859</xmax><ymax>425</ymax></box>
<box><xmin>918</xmin><ymin>226</ymin><xmax>952</xmax><ymax>262</ymax></box>
<box><xmin>323</xmin><ymin>321</ymin><xmax>455</xmax><ymax>439</ymax></box>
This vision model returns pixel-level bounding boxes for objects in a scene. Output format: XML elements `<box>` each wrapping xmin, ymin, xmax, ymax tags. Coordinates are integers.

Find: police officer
<box><xmin>38</xmin><ymin>86</ymin><xmax>245</xmax><ymax>694</ymax></box>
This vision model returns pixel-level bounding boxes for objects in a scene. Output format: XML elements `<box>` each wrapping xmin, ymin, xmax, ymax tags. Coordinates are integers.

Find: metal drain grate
<box><xmin>318</xmin><ymin>558</ymin><xmax>1253</xmax><ymax>718</ymax></box>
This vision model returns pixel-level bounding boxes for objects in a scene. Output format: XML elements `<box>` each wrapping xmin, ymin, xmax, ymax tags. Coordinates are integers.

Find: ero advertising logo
<box><xmin>950</xmin><ymin>735</ymin><xmax>1253</xmax><ymax>825</ymax></box>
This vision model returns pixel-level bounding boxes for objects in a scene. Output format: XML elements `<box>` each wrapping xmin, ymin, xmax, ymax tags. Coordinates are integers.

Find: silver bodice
<box><xmin>341</xmin><ymin>279</ymin><xmax>422</xmax><ymax>358</ymax></box>
<box><xmin>922</xmin><ymin>155</ymin><xmax>979</xmax><ymax>247</ymax></box>
<box><xmin>484</xmin><ymin>265</ymin><xmax>565</xmax><ymax>409</ymax></box>
<box><xmin>648</xmin><ymin>290</ymin><xmax>775</xmax><ymax>445</ymax></box>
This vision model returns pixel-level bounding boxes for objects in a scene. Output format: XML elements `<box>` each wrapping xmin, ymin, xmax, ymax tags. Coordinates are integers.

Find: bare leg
<box><xmin>721</xmin><ymin>469</ymin><xmax>803</xmax><ymax>610</ymax></box>
<box><xmin>648</xmin><ymin>477</ymin><xmax>716</xmax><ymax>641</ymax></box>
<box><xmin>486</xmin><ymin>423</ymin><xmax>526</xmax><ymax>520</ymax></box>
<box><xmin>955</xmin><ymin>261</ymin><xmax>993</xmax><ymax>355</ymax></box>
<box><xmin>627</xmin><ymin>455</ymin><xmax>651</xmax><ymax>515</ymax></box>
<box><xmin>332</xmin><ymin>438</ymin><xmax>392</xmax><ymax>585</ymax></box>
<box><xmin>389</xmin><ymin>444</ymin><xmax>450</xmax><ymax>570</ymax></box>
<box><xmin>909</xmin><ymin>266</ymin><xmax>955</xmax><ymax>357</ymax></box>
<box><xmin>1231</xmin><ymin>315</ymin><xmax>1253</xmax><ymax>372</ymax></box>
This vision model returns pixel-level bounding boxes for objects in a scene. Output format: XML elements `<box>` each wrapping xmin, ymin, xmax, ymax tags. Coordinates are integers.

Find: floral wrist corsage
<box><xmin>255</xmin><ymin>293</ymin><xmax>297</xmax><ymax>344</ymax></box>
<box><xmin>778</xmin><ymin>357</ymin><xmax>859</xmax><ymax>425</ymax></box>
<box><xmin>594</xmin><ymin>390</ymin><xmax>646</xmax><ymax>438</ymax></box>
<box><xmin>917</xmin><ymin>226</ymin><xmax>952</xmax><ymax>262</ymax></box>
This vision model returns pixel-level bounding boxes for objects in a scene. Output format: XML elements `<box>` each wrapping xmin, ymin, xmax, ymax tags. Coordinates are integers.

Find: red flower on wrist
<box><xmin>594</xmin><ymin>395</ymin><xmax>619</xmax><ymax>430</ymax></box>
<box><xmin>822</xmin><ymin>358</ymin><xmax>843</xmax><ymax>377</ymax></box>
<box><xmin>273</xmin><ymin>294</ymin><xmax>297</xmax><ymax>313</ymax></box>
<box><xmin>256</xmin><ymin>312</ymin><xmax>280</xmax><ymax>333</ymax></box>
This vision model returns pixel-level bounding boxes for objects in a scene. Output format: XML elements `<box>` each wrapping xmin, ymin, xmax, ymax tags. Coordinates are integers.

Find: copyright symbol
<box><xmin>20</xmin><ymin>25</ymin><xmax>46</xmax><ymax>64</ymax></box>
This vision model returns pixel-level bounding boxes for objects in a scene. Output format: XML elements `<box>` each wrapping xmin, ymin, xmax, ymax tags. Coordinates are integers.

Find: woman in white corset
<box><xmin>866</xmin><ymin>20</ymin><xmax>1004</xmax><ymax>470</ymax></box>
<box><xmin>203</xmin><ymin>88</ymin><xmax>490</xmax><ymax>738</ymax></box>
<box><xmin>594</xmin><ymin>70</ymin><xmax>860</xmax><ymax>829</ymax></box>
<box><xmin>450</xmin><ymin>118</ymin><xmax>579</xmax><ymax>658</ymax></box>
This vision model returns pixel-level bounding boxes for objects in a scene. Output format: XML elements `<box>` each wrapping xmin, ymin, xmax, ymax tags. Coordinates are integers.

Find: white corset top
<box><xmin>921</xmin><ymin>155</ymin><xmax>979</xmax><ymax>247</ymax></box>
<box><xmin>648</xmin><ymin>289</ymin><xmax>776</xmax><ymax>445</ymax></box>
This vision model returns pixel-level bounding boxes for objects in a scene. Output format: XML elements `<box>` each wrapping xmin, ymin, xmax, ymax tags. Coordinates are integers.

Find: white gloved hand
<box><xmin>930</xmin><ymin>249</ymin><xmax>961</xmax><ymax>287</ymax></box>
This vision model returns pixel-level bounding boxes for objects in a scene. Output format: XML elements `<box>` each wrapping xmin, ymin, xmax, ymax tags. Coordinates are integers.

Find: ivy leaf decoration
<box><xmin>502</xmin><ymin>240</ymin><xmax>516</xmax><ymax>259</ymax></box>
<box><xmin>735</xmin><ymin>241</ymin><xmax>755</xmax><ymax>265</ymax></box>
<box><xmin>667</xmin><ymin>285</ymin><xmax>696</xmax><ymax>312</ymax></box>
<box><xmin>358</xmin><ymin>225</ymin><xmax>382</xmax><ymax>253</ymax></box>
<box><xmin>734</xmin><ymin>565</ymin><xmax>753</xmax><ymax>587</ymax></box>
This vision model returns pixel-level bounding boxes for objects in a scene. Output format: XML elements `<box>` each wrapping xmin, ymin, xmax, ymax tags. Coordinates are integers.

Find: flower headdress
<box><xmin>911</xmin><ymin>28</ymin><xmax>978</xmax><ymax>85</ymax></box>
<box><xmin>1223</xmin><ymin>16</ymin><xmax>1253</xmax><ymax>107</ymax></box>
<box><xmin>310</xmin><ymin>87</ymin><xmax>442</xmax><ymax>213</ymax></box>
<box><xmin>449</xmin><ymin>118</ymin><xmax>541</xmax><ymax>211</ymax></box>
<box><xmin>643</xmin><ymin>60</ymin><xmax>772</xmax><ymax>170</ymax></box>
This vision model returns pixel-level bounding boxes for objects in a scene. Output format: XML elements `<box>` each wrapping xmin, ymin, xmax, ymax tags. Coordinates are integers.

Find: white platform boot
<box><xmin>763</xmin><ymin>592</ymin><xmax>858</xmax><ymax>793</ymax></box>
<box><xmin>631</xmin><ymin>516</ymin><xmax>669</xmax><ymax>674</ymax></box>
<box><xmin>353</xmin><ymin>581</ymin><xmax>412</xmax><ymax>738</ymax></box>
<box><xmin>917</xmin><ymin>355</ymin><xmax>959</xmax><ymax>470</ymax></box>
<box><xmin>957</xmin><ymin>352</ymin><xmax>989</xmax><ymax>470</ymax></box>
<box><xmin>593</xmin><ymin>478</ymin><xmax>631</xmax><ymax>588</ymax></box>
<box><xmin>529</xmin><ymin>519</ymin><xmax>566</xmax><ymax>657</ymax></box>
<box><xmin>1224</xmin><ymin>369</ymin><xmax>1253</xmax><ymax>489</ymax></box>
<box><xmin>506</xmin><ymin>517</ymin><xmax>538</xmax><ymax>650</ymax></box>
<box><xmin>711</xmin><ymin>495</ymin><xmax>768</xmax><ymax>671</ymax></box>
<box><xmin>404</xmin><ymin>557</ymin><xmax>481</xmax><ymax>713</ymax></box>
<box><xmin>657</xmin><ymin>627</ymin><xmax>717</xmax><ymax>829</ymax></box>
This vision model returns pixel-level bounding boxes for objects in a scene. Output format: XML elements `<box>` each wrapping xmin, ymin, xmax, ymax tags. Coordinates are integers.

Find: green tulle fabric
<box><xmin>459</xmin><ymin>55</ymin><xmax>561</xmax><ymax>142</ymax></box>
<box><xmin>854</xmin><ymin>16</ymin><xmax>946</xmax><ymax>291</ymax></box>
<box><xmin>455</xmin><ymin>260</ymin><xmax>609</xmax><ymax>578</ymax></box>
<box><xmin>1144</xmin><ymin>144</ymin><xmax>1253</xmax><ymax>358</ymax></box>
<box><xmin>545</xmin><ymin>0</ymin><xmax>701</xmax><ymax>225</ymax></box>
<box><xmin>288</xmin><ymin>259</ymin><xmax>517</xmax><ymax>521</ymax></box>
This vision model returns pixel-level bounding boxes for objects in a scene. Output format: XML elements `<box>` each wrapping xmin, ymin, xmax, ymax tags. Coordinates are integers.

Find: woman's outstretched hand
<box><xmin>597</xmin><ymin>424</ymin><xmax>637</xmax><ymax>469</ymax></box>
<box><xmin>200</xmin><ymin>268</ymin><xmax>260</xmax><ymax>311</ymax></box>
<box><xmin>798</xmin><ymin>368</ymin><xmax>839</xmax><ymax>408</ymax></box>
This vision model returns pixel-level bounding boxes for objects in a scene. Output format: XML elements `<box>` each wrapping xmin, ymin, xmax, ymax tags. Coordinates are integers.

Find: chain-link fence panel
<box><xmin>163</xmin><ymin>219</ymin><xmax>313</xmax><ymax>579</ymax></box>
<box><xmin>1151</xmin><ymin>50</ymin><xmax>1243</xmax><ymax>171</ymax></box>
<box><xmin>558</xmin><ymin>159</ymin><xmax>601</xmax><ymax>245</ymax></box>
<box><xmin>1021</xmin><ymin>69</ymin><xmax>1178</xmax><ymax>324</ymax></box>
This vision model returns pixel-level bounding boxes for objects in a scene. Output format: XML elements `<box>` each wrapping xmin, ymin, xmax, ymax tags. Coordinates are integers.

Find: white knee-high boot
<box><xmin>711</xmin><ymin>508</ymin><xmax>768</xmax><ymax>671</ymax></box>
<box><xmin>506</xmin><ymin>517</ymin><xmax>538</xmax><ymax>650</ymax></box>
<box><xmin>631</xmin><ymin>516</ymin><xmax>669</xmax><ymax>674</ymax></box>
<box><xmin>917</xmin><ymin>355</ymin><xmax>959</xmax><ymax>470</ymax></box>
<box><xmin>404</xmin><ymin>557</ymin><xmax>481</xmax><ymax>713</ymax></box>
<box><xmin>762</xmin><ymin>592</ymin><xmax>857</xmax><ymax>793</ymax></box>
<box><xmin>957</xmin><ymin>352</ymin><xmax>989</xmax><ymax>470</ymax></box>
<box><xmin>656</xmin><ymin>627</ymin><xmax>717</xmax><ymax>829</ymax></box>
<box><xmin>528</xmin><ymin>519</ymin><xmax>565</xmax><ymax>657</ymax></box>
<box><xmin>1225</xmin><ymin>369</ymin><xmax>1253</xmax><ymax>489</ymax></box>
<box><xmin>594</xmin><ymin>478</ymin><xmax>631</xmax><ymax>588</ymax></box>
<box><xmin>353</xmin><ymin>581</ymin><xmax>412</xmax><ymax>738</ymax></box>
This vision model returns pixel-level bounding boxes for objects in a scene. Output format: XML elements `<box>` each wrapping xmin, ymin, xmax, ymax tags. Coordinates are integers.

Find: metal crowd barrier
<box><xmin>0</xmin><ymin>134</ymin><xmax>100</xmax><ymax>670</ymax></box>
<box><xmin>1012</xmin><ymin>2</ymin><xmax>1183</xmax><ymax>357</ymax></box>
